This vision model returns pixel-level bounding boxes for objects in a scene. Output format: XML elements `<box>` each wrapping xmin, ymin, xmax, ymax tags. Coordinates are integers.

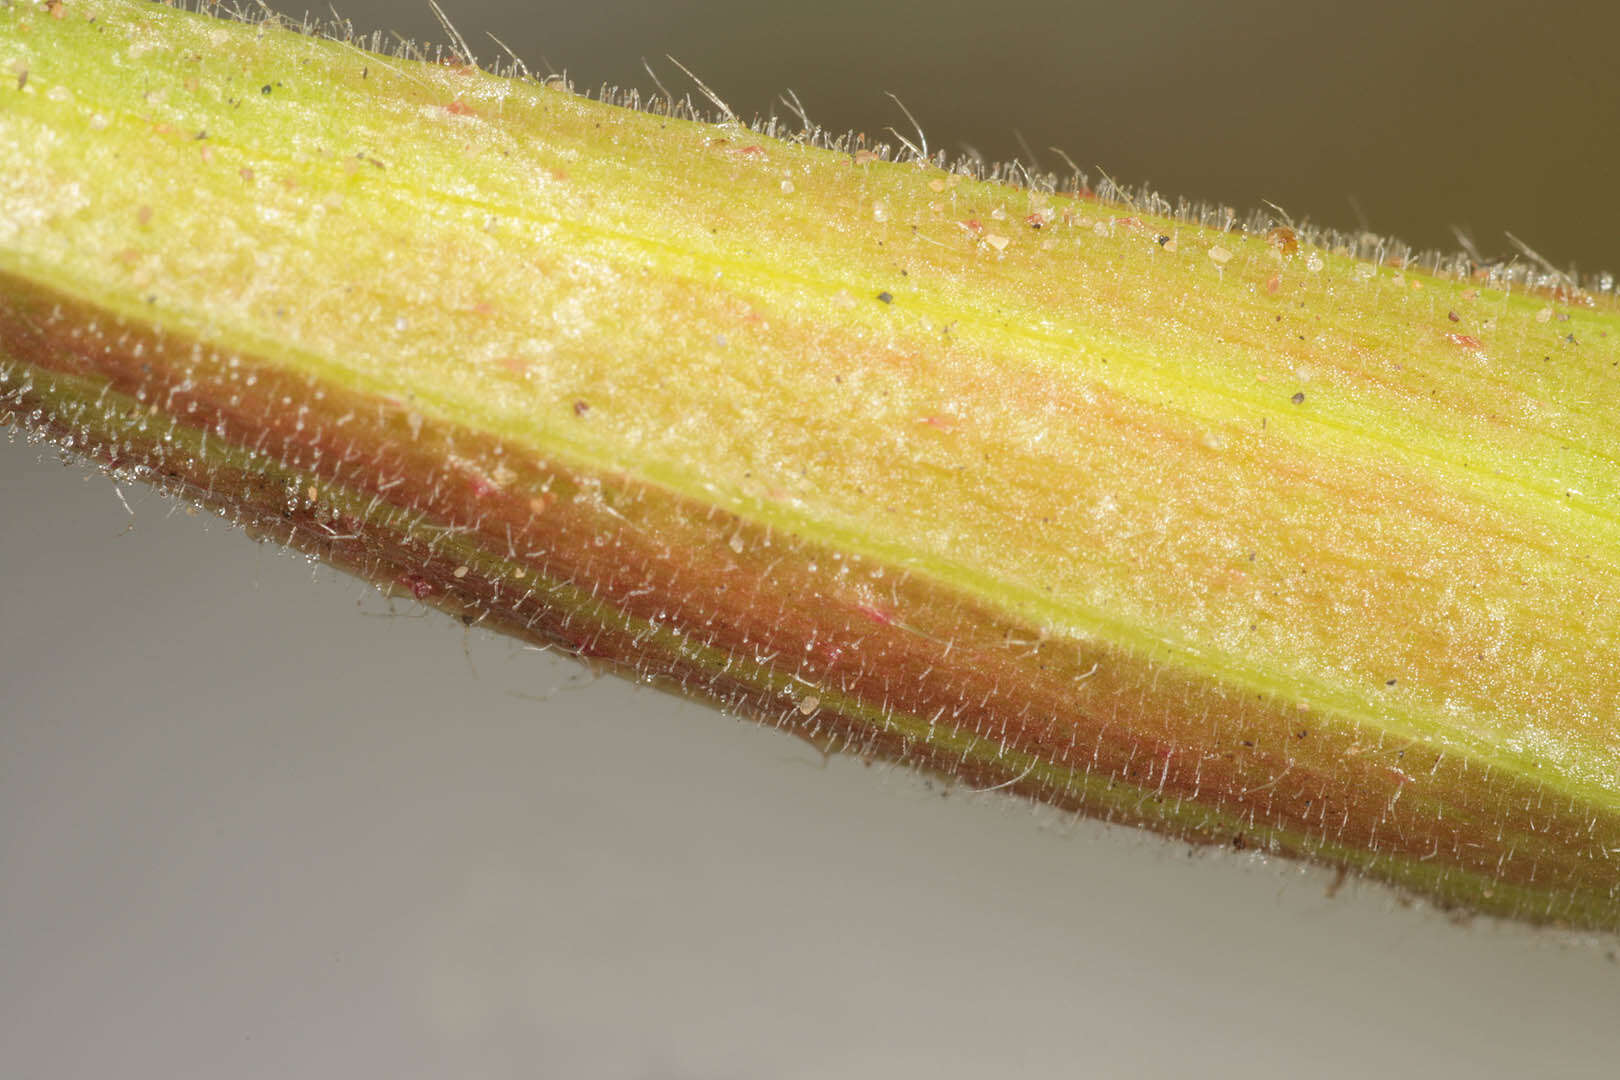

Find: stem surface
<box><xmin>4</xmin><ymin>0</ymin><xmax>1619</xmax><ymax>929</ymax></box>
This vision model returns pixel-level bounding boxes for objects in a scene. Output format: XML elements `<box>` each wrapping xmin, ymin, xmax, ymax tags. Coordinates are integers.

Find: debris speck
<box><xmin>876</xmin><ymin>291</ymin><xmax>893</xmax><ymax>304</ymax></box>
<box><xmin>1447</xmin><ymin>310</ymin><xmax>1460</xmax><ymax>322</ymax></box>
<box><xmin>261</xmin><ymin>84</ymin><xmax>273</xmax><ymax>95</ymax></box>
<box><xmin>573</xmin><ymin>400</ymin><xmax>590</xmax><ymax>416</ymax></box>
<box><xmin>1265</xmin><ymin>226</ymin><xmax>1298</xmax><ymax>256</ymax></box>
<box><xmin>1290</xmin><ymin>391</ymin><xmax>1306</xmax><ymax>405</ymax></box>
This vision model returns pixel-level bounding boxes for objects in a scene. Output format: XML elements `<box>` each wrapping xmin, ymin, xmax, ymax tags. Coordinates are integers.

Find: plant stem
<box><xmin>4</xmin><ymin>0</ymin><xmax>1619</xmax><ymax>929</ymax></box>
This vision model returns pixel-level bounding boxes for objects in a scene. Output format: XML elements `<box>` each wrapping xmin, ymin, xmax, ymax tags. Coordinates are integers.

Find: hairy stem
<box><xmin>4</xmin><ymin>0</ymin><xmax>1619</xmax><ymax>930</ymax></box>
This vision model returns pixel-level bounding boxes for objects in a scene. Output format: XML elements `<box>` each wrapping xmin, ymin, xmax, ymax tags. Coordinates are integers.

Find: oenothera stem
<box><xmin>3</xmin><ymin>0</ymin><xmax>1619</xmax><ymax>929</ymax></box>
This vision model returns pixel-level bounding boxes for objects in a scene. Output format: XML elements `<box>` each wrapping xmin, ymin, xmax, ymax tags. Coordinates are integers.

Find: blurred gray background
<box><xmin>5</xmin><ymin>1</ymin><xmax>1620</xmax><ymax>1077</ymax></box>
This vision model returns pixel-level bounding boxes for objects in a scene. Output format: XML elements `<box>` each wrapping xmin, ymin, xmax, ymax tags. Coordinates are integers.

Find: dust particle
<box><xmin>1265</xmin><ymin>226</ymin><xmax>1298</xmax><ymax>256</ymax></box>
<box><xmin>1290</xmin><ymin>391</ymin><xmax>1306</xmax><ymax>405</ymax></box>
<box><xmin>876</xmin><ymin>291</ymin><xmax>893</xmax><ymax>304</ymax></box>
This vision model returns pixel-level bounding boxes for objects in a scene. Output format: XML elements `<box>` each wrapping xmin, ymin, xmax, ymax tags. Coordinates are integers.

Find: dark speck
<box><xmin>573</xmin><ymin>400</ymin><xmax>589</xmax><ymax>416</ymax></box>
<box><xmin>261</xmin><ymin>84</ymin><xmax>273</xmax><ymax>95</ymax></box>
<box><xmin>1566</xmin><ymin>333</ymin><xmax>1578</xmax><ymax>344</ymax></box>
<box><xmin>1386</xmin><ymin>678</ymin><xmax>1397</xmax><ymax>686</ymax></box>
<box><xmin>1447</xmin><ymin>310</ymin><xmax>1460</xmax><ymax>322</ymax></box>
<box><xmin>876</xmin><ymin>291</ymin><xmax>893</xmax><ymax>304</ymax></box>
<box><xmin>1290</xmin><ymin>391</ymin><xmax>1306</xmax><ymax>404</ymax></box>
<box><xmin>1156</xmin><ymin>234</ymin><xmax>1170</xmax><ymax>246</ymax></box>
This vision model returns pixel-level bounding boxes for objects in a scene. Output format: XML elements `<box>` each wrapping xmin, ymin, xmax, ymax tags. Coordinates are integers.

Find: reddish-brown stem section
<box><xmin>7</xmin><ymin>269</ymin><xmax>1616</xmax><ymax>928</ymax></box>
